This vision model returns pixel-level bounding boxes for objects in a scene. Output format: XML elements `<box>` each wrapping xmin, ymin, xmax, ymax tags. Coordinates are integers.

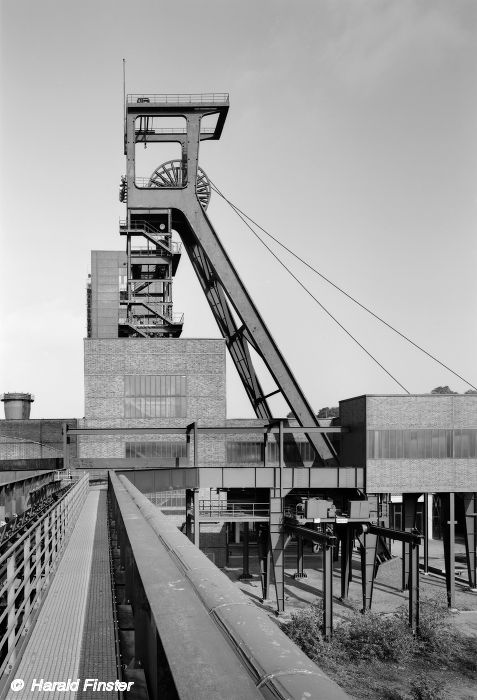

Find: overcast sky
<box><xmin>1</xmin><ymin>0</ymin><xmax>476</xmax><ymax>419</ymax></box>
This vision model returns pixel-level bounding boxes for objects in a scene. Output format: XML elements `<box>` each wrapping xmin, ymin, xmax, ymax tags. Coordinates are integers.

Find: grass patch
<box><xmin>281</xmin><ymin>597</ymin><xmax>477</xmax><ymax>699</ymax></box>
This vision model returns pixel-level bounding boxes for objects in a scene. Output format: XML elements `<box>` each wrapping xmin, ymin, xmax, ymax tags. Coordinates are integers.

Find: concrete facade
<box><xmin>340</xmin><ymin>394</ymin><xmax>477</xmax><ymax>493</ymax></box>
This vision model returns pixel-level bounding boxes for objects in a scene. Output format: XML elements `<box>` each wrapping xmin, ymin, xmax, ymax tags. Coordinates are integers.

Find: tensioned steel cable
<box><xmin>209</xmin><ymin>180</ymin><xmax>411</xmax><ymax>394</ymax></box>
<box><xmin>209</xmin><ymin>181</ymin><xmax>477</xmax><ymax>393</ymax></box>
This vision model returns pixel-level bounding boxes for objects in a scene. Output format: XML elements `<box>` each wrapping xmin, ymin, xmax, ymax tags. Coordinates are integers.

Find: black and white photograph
<box><xmin>0</xmin><ymin>1</ymin><xmax>476</xmax><ymax>698</ymax></box>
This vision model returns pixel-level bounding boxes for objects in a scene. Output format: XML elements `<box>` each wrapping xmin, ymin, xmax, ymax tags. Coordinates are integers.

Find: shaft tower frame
<box><xmin>122</xmin><ymin>94</ymin><xmax>338</xmax><ymax>465</ymax></box>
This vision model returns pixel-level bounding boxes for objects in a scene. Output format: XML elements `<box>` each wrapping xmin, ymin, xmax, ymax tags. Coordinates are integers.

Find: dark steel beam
<box><xmin>366</xmin><ymin>524</ymin><xmax>422</xmax><ymax>545</ymax></box>
<box><xmin>174</xmin><ymin>210</ymin><xmax>338</xmax><ymax>465</ymax></box>
<box><xmin>66</xmin><ymin>425</ymin><xmax>348</xmax><ymax>436</ymax></box>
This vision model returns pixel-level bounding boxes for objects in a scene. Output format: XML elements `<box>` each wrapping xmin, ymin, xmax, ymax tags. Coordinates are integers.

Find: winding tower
<box><xmin>120</xmin><ymin>93</ymin><xmax>337</xmax><ymax>464</ymax></box>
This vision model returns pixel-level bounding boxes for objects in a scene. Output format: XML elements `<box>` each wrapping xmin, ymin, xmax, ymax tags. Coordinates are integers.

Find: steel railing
<box><xmin>135</xmin><ymin>127</ymin><xmax>215</xmax><ymax>134</ymax></box>
<box><xmin>133</xmin><ymin>177</ymin><xmax>183</xmax><ymax>189</ymax></box>
<box><xmin>198</xmin><ymin>501</ymin><xmax>269</xmax><ymax>519</ymax></box>
<box><xmin>128</xmin><ymin>93</ymin><xmax>229</xmax><ymax>105</ymax></box>
<box><xmin>119</xmin><ymin>219</ymin><xmax>165</xmax><ymax>236</ymax></box>
<box><xmin>130</xmin><ymin>242</ymin><xmax>182</xmax><ymax>255</ymax></box>
<box><xmin>0</xmin><ymin>475</ymin><xmax>89</xmax><ymax>679</ymax></box>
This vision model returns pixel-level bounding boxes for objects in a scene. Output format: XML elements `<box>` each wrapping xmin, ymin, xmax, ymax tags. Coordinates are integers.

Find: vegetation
<box><xmin>281</xmin><ymin>597</ymin><xmax>477</xmax><ymax>699</ymax></box>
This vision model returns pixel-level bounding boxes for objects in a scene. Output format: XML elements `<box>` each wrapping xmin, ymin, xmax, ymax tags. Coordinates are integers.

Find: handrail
<box><xmin>128</xmin><ymin>93</ymin><xmax>229</xmax><ymax>105</ymax></box>
<box><xmin>199</xmin><ymin>501</ymin><xmax>269</xmax><ymax>518</ymax></box>
<box><xmin>130</xmin><ymin>242</ymin><xmax>182</xmax><ymax>254</ymax></box>
<box><xmin>111</xmin><ymin>472</ymin><xmax>350</xmax><ymax>700</ymax></box>
<box><xmin>134</xmin><ymin>177</ymin><xmax>183</xmax><ymax>189</ymax></box>
<box><xmin>135</xmin><ymin>127</ymin><xmax>215</xmax><ymax>134</ymax></box>
<box><xmin>0</xmin><ymin>475</ymin><xmax>89</xmax><ymax>683</ymax></box>
<box><xmin>119</xmin><ymin>218</ymin><xmax>166</xmax><ymax>235</ymax></box>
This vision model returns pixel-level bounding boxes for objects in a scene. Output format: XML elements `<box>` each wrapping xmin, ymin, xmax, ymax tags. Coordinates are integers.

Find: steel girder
<box><xmin>173</xmin><ymin>210</ymin><xmax>338</xmax><ymax>465</ymax></box>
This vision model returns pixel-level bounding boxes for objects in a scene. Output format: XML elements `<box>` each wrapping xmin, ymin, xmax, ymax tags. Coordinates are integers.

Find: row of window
<box><xmin>124</xmin><ymin>397</ymin><xmax>187</xmax><ymax>418</ymax></box>
<box><xmin>124</xmin><ymin>440</ymin><xmax>316</xmax><ymax>463</ymax></box>
<box><xmin>226</xmin><ymin>441</ymin><xmax>317</xmax><ymax>464</ymax></box>
<box><xmin>125</xmin><ymin>375</ymin><xmax>186</xmax><ymax>398</ymax></box>
<box><xmin>126</xmin><ymin>441</ymin><xmax>187</xmax><ymax>459</ymax></box>
<box><xmin>367</xmin><ymin>429</ymin><xmax>477</xmax><ymax>459</ymax></box>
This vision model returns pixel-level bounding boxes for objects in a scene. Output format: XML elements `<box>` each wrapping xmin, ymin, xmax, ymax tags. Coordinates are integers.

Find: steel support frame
<box><xmin>402</xmin><ymin>493</ymin><xmax>420</xmax><ymax>591</ymax></box>
<box><xmin>124</xmin><ymin>98</ymin><xmax>338</xmax><ymax>463</ymax></box>
<box><xmin>359</xmin><ymin>531</ymin><xmax>378</xmax><ymax>611</ymax></box>
<box><xmin>257</xmin><ymin>524</ymin><xmax>271</xmax><ymax>601</ymax></box>
<box><xmin>239</xmin><ymin>522</ymin><xmax>253</xmax><ymax>580</ymax></box>
<box><xmin>462</xmin><ymin>492</ymin><xmax>477</xmax><ymax>590</ymax></box>
<box><xmin>339</xmin><ymin>524</ymin><xmax>354</xmax><ymax>600</ymax></box>
<box><xmin>441</xmin><ymin>492</ymin><xmax>457</xmax><ymax>608</ymax></box>
<box><xmin>175</xmin><ymin>210</ymin><xmax>338</xmax><ymax>463</ymax></box>
<box><xmin>365</xmin><ymin>524</ymin><xmax>421</xmax><ymax>631</ymax></box>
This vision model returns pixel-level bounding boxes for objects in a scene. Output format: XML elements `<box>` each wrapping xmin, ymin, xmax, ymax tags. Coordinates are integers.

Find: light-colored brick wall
<box><xmin>80</xmin><ymin>337</ymin><xmax>226</xmax><ymax>460</ymax></box>
<box><xmin>367</xmin><ymin>459</ymin><xmax>476</xmax><ymax>493</ymax></box>
<box><xmin>339</xmin><ymin>394</ymin><xmax>477</xmax><ymax>492</ymax></box>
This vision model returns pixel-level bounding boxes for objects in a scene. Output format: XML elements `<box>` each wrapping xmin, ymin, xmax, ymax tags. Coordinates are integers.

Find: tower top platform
<box><xmin>127</xmin><ymin>93</ymin><xmax>229</xmax><ymax>106</ymax></box>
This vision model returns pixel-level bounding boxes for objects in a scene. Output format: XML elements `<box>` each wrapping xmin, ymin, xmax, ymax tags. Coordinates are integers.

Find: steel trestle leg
<box><xmin>323</xmin><ymin>544</ymin><xmax>333</xmax><ymax>639</ymax></box>
<box><xmin>462</xmin><ymin>492</ymin><xmax>477</xmax><ymax>590</ymax></box>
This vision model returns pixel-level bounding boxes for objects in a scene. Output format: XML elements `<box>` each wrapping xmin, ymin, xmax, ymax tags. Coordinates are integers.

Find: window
<box><xmin>226</xmin><ymin>439</ymin><xmax>317</xmax><ymax>464</ymax></box>
<box><xmin>126</xmin><ymin>441</ymin><xmax>187</xmax><ymax>459</ymax></box>
<box><xmin>367</xmin><ymin>429</ymin><xmax>477</xmax><ymax>459</ymax></box>
<box><xmin>124</xmin><ymin>375</ymin><xmax>186</xmax><ymax>418</ymax></box>
<box><xmin>226</xmin><ymin>442</ymin><xmax>263</xmax><ymax>463</ymax></box>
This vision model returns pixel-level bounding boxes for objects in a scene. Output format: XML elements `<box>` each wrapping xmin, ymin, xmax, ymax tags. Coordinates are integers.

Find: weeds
<box><xmin>281</xmin><ymin>596</ymin><xmax>476</xmax><ymax>699</ymax></box>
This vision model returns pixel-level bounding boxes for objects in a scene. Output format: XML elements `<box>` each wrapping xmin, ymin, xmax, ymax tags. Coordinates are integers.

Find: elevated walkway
<box><xmin>10</xmin><ymin>487</ymin><xmax>118</xmax><ymax>699</ymax></box>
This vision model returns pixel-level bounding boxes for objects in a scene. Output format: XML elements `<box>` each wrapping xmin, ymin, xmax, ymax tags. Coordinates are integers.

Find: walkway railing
<box><xmin>127</xmin><ymin>93</ymin><xmax>229</xmax><ymax>105</ymax></box>
<box><xmin>0</xmin><ymin>475</ymin><xmax>89</xmax><ymax>679</ymax></box>
<box><xmin>199</xmin><ymin>501</ymin><xmax>269</xmax><ymax>519</ymax></box>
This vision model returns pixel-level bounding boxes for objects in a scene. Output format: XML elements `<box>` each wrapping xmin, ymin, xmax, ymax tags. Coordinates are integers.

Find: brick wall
<box><xmin>339</xmin><ymin>394</ymin><xmax>477</xmax><ymax>492</ymax></box>
<box><xmin>80</xmin><ymin>337</ymin><xmax>226</xmax><ymax>460</ymax></box>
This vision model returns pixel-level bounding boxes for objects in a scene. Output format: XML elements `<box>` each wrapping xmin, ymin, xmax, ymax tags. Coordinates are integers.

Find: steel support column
<box><xmin>339</xmin><ymin>525</ymin><xmax>354</xmax><ymax>600</ymax></box>
<box><xmin>462</xmin><ymin>492</ymin><xmax>477</xmax><ymax>590</ymax></box>
<box><xmin>402</xmin><ymin>493</ymin><xmax>420</xmax><ymax>590</ymax></box>
<box><xmin>185</xmin><ymin>489</ymin><xmax>193</xmax><ymax>541</ymax></box>
<box><xmin>257</xmin><ymin>524</ymin><xmax>270</xmax><ymax>600</ymax></box>
<box><xmin>423</xmin><ymin>492</ymin><xmax>429</xmax><ymax>575</ymax></box>
<box><xmin>409</xmin><ymin>541</ymin><xmax>419</xmax><ymax>633</ymax></box>
<box><xmin>360</xmin><ymin>532</ymin><xmax>378</xmax><ymax>611</ymax></box>
<box><xmin>441</xmin><ymin>492</ymin><xmax>456</xmax><ymax>608</ymax></box>
<box><xmin>323</xmin><ymin>543</ymin><xmax>333</xmax><ymax>640</ymax></box>
<box><xmin>269</xmin><ymin>492</ymin><xmax>285</xmax><ymax>614</ymax></box>
<box><xmin>193</xmin><ymin>489</ymin><xmax>200</xmax><ymax>548</ymax></box>
<box><xmin>239</xmin><ymin>522</ymin><xmax>253</xmax><ymax>580</ymax></box>
<box><xmin>294</xmin><ymin>536</ymin><xmax>307</xmax><ymax>579</ymax></box>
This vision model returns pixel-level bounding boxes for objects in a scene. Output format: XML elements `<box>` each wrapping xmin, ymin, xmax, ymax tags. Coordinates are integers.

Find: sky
<box><xmin>0</xmin><ymin>0</ymin><xmax>476</xmax><ymax>419</ymax></box>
